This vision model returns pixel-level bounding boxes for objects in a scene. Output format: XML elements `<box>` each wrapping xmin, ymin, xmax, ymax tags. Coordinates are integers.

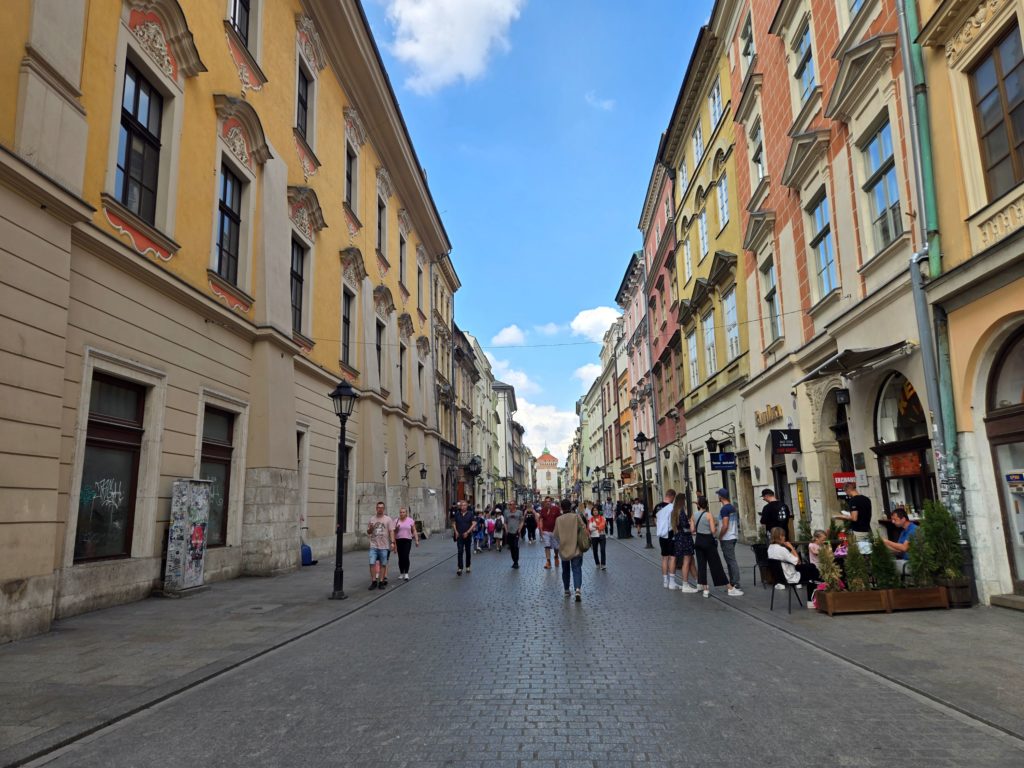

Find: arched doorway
<box><xmin>873</xmin><ymin>373</ymin><xmax>935</xmax><ymax>516</ymax></box>
<box><xmin>987</xmin><ymin>328</ymin><xmax>1024</xmax><ymax>593</ymax></box>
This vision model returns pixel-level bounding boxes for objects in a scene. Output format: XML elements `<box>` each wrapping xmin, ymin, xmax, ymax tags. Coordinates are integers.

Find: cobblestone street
<box><xmin>18</xmin><ymin>537</ymin><xmax>1024</xmax><ymax>768</ymax></box>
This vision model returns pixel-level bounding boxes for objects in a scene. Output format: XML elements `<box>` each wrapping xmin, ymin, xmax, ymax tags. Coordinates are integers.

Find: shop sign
<box><xmin>755</xmin><ymin>404</ymin><xmax>784</xmax><ymax>426</ymax></box>
<box><xmin>710</xmin><ymin>452</ymin><xmax>737</xmax><ymax>471</ymax></box>
<box><xmin>833</xmin><ymin>472</ymin><xmax>857</xmax><ymax>494</ymax></box>
<box><xmin>885</xmin><ymin>451</ymin><xmax>922</xmax><ymax>477</ymax></box>
<box><xmin>1007</xmin><ymin>471</ymin><xmax>1024</xmax><ymax>496</ymax></box>
<box><xmin>771</xmin><ymin>429</ymin><xmax>801</xmax><ymax>454</ymax></box>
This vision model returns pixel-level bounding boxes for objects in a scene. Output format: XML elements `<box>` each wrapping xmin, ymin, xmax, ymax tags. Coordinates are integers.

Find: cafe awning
<box><xmin>794</xmin><ymin>341</ymin><xmax>916</xmax><ymax>386</ymax></box>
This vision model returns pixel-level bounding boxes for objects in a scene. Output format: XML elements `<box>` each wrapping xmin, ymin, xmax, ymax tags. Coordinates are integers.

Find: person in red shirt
<box><xmin>538</xmin><ymin>496</ymin><xmax>562</xmax><ymax>569</ymax></box>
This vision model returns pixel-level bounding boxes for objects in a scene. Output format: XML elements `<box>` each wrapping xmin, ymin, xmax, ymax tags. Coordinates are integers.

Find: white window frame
<box><xmin>683</xmin><ymin>237</ymin><xmax>693</xmax><ymax>282</ymax></box>
<box><xmin>699</xmin><ymin>209</ymin><xmax>709</xmax><ymax>256</ymax></box>
<box><xmin>761</xmin><ymin>257</ymin><xmax>782</xmax><ymax>343</ymax></box>
<box><xmin>193</xmin><ymin>388</ymin><xmax>250</xmax><ymax>549</ymax></box>
<box><xmin>807</xmin><ymin>192</ymin><xmax>837</xmax><ymax>299</ymax></box>
<box><xmin>226</xmin><ymin>0</ymin><xmax>263</xmax><ymax>61</ymax></box>
<box><xmin>290</xmin><ymin>227</ymin><xmax>315</xmax><ymax>336</ymax></box>
<box><xmin>717</xmin><ymin>175</ymin><xmax>730</xmax><ymax>229</ymax></box>
<box><xmin>750</xmin><ymin>119</ymin><xmax>766</xmax><ymax>182</ymax></box>
<box><xmin>723</xmin><ymin>288</ymin><xmax>740</xmax><ymax>361</ymax></box>
<box><xmin>703</xmin><ymin>311</ymin><xmax>718</xmax><ymax>376</ymax></box>
<box><xmin>345</xmin><ymin>140</ymin><xmax>359</xmax><ymax>216</ymax></box>
<box><xmin>295</xmin><ymin>47</ymin><xmax>317</xmax><ymax>150</ymax></box>
<box><xmin>794</xmin><ymin>21</ymin><xmax>817</xmax><ymax>105</ymax></box>
<box><xmin>679</xmin><ymin>156</ymin><xmax>689</xmax><ymax>190</ymax></box>
<box><xmin>376</xmin><ymin>195</ymin><xmax>387</xmax><ymax>259</ymax></box>
<box><xmin>740</xmin><ymin>13</ymin><xmax>756</xmax><ymax>74</ymax></box>
<box><xmin>687</xmin><ymin>331</ymin><xmax>699</xmax><ymax>388</ymax></box>
<box><xmin>693</xmin><ymin>122</ymin><xmax>705</xmax><ymax>163</ymax></box>
<box><xmin>861</xmin><ymin>117</ymin><xmax>902</xmax><ymax>254</ymax></box>
<box><xmin>709</xmin><ymin>76</ymin><xmax>723</xmax><ymax>126</ymax></box>
<box><xmin>208</xmin><ymin>148</ymin><xmax>255</xmax><ymax>291</ymax></box>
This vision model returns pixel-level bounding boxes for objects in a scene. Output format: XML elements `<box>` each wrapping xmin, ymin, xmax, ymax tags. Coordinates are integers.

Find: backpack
<box><xmin>494</xmin><ymin>516</ymin><xmax>504</xmax><ymax>533</ymax></box>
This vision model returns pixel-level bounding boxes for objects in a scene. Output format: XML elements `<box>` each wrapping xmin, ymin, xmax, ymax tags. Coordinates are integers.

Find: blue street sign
<box><xmin>710</xmin><ymin>452</ymin><xmax>737</xmax><ymax>471</ymax></box>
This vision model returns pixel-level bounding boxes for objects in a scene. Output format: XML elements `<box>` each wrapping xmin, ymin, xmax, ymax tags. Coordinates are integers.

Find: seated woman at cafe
<box><xmin>767</xmin><ymin>527</ymin><xmax>820</xmax><ymax>601</ymax></box>
<box><xmin>881</xmin><ymin>508</ymin><xmax>918</xmax><ymax>576</ymax></box>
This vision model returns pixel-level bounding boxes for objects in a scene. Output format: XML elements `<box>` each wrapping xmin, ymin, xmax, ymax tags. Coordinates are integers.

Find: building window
<box><xmin>417</xmin><ymin>265</ymin><xmax>423</xmax><ymax>310</ymax></box>
<box><xmin>809</xmin><ymin>194</ymin><xmax>837</xmax><ymax>297</ymax></box>
<box><xmin>709</xmin><ymin>77</ymin><xmax>723</xmax><ymax>126</ymax></box>
<box><xmin>342</xmin><ymin>288</ymin><xmax>353</xmax><ymax>365</ymax></box>
<box><xmin>694</xmin><ymin>451</ymin><xmax>706</xmax><ymax>499</ymax></box>
<box><xmin>200</xmin><ymin>407</ymin><xmax>234</xmax><ymax>548</ymax></box>
<box><xmin>762</xmin><ymin>259</ymin><xmax>781</xmax><ymax>341</ymax></box>
<box><xmin>795</xmin><ymin>23</ymin><xmax>816</xmax><ymax>103</ymax></box>
<box><xmin>290</xmin><ymin>238</ymin><xmax>305</xmax><ymax>334</ymax></box>
<box><xmin>699</xmin><ymin>209</ymin><xmax>709</xmax><ymax>256</ymax></box>
<box><xmin>345</xmin><ymin>142</ymin><xmax>357</xmax><ymax>212</ymax></box>
<box><xmin>703</xmin><ymin>311</ymin><xmax>717</xmax><ymax>376</ymax></box>
<box><xmin>683</xmin><ymin>237</ymin><xmax>693</xmax><ymax>282</ymax></box>
<box><xmin>418</xmin><ymin>361</ymin><xmax>424</xmax><ymax>392</ymax></box>
<box><xmin>116</xmin><ymin>61</ymin><xmax>162</xmax><ymax>225</ymax></box>
<box><xmin>863</xmin><ymin>120</ymin><xmax>902</xmax><ymax>252</ymax></box>
<box><xmin>376</xmin><ymin>321</ymin><xmax>385</xmax><ymax>381</ymax></box>
<box><xmin>376</xmin><ymin>196</ymin><xmax>386</xmax><ymax>256</ymax></box>
<box><xmin>850</xmin><ymin>0</ymin><xmax>865</xmax><ymax>15</ymax></box>
<box><xmin>724</xmin><ymin>288</ymin><xmax>740</xmax><ymax>361</ymax></box>
<box><xmin>74</xmin><ymin>374</ymin><xmax>145</xmax><ymax>561</ymax></box>
<box><xmin>717</xmin><ymin>175</ymin><xmax>729</xmax><ymax>228</ymax></box>
<box><xmin>216</xmin><ymin>164</ymin><xmax>242</xmax><ymax>285</ymax></box>
<box><xmin>679</xmin><ymin>156</ymin><xmax>688</xmax><ymax>189</ymax></box>
<box><xmin>399</xmin><ymin>234</ymin><xmax>407</xmax><ymax>284</ymax></box>
<box><xmin>687</xmin><ymin>331</ymin><xmax>699</xmax><ymax>388</ymax></box>
<box><xmin>230</xmin><ymin>0</ymin><xmax>251</xmax><ymax>47</ymax></box>
<box><xmin>741</xmin><ymin>13</ymin><xmax>755</xmax><ymax>71</ymax></box>
<box><xmin>971</xmin><ymin>25</ymin><xmax>1024</xmax><ymax>201</ymax></box>
<box><xmin>693</xmin><ymin>122</ymin><xmax>705</xmax><ymax>162</ymax></box>
<box><xmin>296</xmin><ymin>67</ymin><xmax>310</xmax><ymax>139</ymax></box>
<box><xmin>399</xmin><ymin>343</ymin><xmax>407</xmax><ymax>400</ymax></box>
<box><xmin>751</xmin><ymin>121</ymin><xmax>765</xmax><ymax>181</ymax></box>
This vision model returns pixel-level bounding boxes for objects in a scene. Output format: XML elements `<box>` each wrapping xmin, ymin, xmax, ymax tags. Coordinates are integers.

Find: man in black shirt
<box><xmin>451</xmin><ymin>500</ymin><xmax>477</xmax><ymax>575</ymax></box>
<box><xmin>834</xmin><ymin>482</ymin><xmax>872</xmax><ymax>542</ymax></box>
<box><xmin>759</xmin><ymin>488</ymin><xmax>792</xmax><ymax>540</ymax></box>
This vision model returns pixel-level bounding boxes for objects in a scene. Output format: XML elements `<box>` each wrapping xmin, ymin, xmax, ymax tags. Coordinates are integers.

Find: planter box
<box><xmin>816</xmin><ymin>590</ymin><xmax>889</xmax><ymax>616</ymax></box>
<box><xmin>937</xmin><ymin>578</ymin><xmax>972</xmax><ymax>608</ymax></box>
<box><xmin>887</xmin><ymin>586</ymin><xmax>949</xmax><ymax>611</ymax></box>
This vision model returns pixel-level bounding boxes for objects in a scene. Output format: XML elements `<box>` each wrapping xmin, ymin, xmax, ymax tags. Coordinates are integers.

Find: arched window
<box><xmin>875</xmin><ymin>373</ymin><xmax>927</xmax><ymax>445</ymax></box>
<box><xmin>989</xmin><ymin>329</ymin><xmax>1024</xmax><ymax>411</ymax></box>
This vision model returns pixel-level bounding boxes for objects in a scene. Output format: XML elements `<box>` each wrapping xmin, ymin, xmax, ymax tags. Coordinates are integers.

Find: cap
<box><xmin>716</xmin><ymin>488</ymin><xmax>729</xmax><ymax>499</ymax></box>
<box><xmin>761</xmin><ymin>488</ymin><xmax>775</xmax><ymax>498</ymax></box>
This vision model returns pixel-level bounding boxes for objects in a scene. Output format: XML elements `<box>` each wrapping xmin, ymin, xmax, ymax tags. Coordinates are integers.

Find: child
<box><xmin>474</xmin><ymin>510</ymin><xmax>486</xmax><ymax>553</ymax></box>
<box><xmin>808</xmin><ymin>530</ymin><xmax>827</xmax><ymax>567</ymax></box>
<box><xmin>485</xmin><ymin>513</ymin><xmax>496</xmax><ymax>550</ymax></box>
<box><xmin>493</xmin><ymin>510</ymin><xmax>505</xmax><ymax>552</ymax></box>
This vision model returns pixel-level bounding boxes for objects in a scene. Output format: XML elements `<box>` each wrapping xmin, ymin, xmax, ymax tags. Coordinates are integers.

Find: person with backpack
<box><xmin>588</xmin><ymin>506</ymin><xmax>607</xmax><ymax>569</ymax></box>
<box><xmin>553</xmin><ymin>498</ymin><xmax>588</xmax><ymax>601</ymax></box>
<box><xmin>504</xmin><ymin>502</ymin><xmax>524</xmax><ymax>568</ymax></box>
<box><xmin>492</xmin><ymin>507</ymin><xmax>506</xmax><ymax>552</ymax></box>
<box><xmin>759</xmin><ymin>488</ymin><xmax>792</xmax><ymax>542</ymax></box>
<box><xmin>474</xmin><ymin>508</ymin><xmax>487</xmax><ymax>553</ymax></box>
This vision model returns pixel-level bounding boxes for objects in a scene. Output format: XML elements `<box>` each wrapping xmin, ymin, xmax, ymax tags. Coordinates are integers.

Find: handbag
<box><xmin>576</xmin><ymin>514</ymin><xmax>592</xmax><ymax>554</ymax></box>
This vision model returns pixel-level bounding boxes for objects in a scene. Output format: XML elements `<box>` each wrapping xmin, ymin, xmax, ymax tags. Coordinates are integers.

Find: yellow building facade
<box><xmin>1</xmin><ymin>0</ymin><xmax>453</xmax><ymax>642</ymax></box>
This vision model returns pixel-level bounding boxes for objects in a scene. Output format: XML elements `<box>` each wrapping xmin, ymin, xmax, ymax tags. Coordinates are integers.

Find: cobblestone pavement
<box><xmin>21</xmin><ymin>537</ymin><xmax>1024</xmax><ymax>768</ymax></box>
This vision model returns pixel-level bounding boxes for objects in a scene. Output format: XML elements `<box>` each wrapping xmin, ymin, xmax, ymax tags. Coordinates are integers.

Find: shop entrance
<box><xmin>986</xmin><ymin>328</ymin><xmax>1024</xmax><ymax>593</ymax></box>
<box><xmin>873</xmin><ymin>373</ymin><xmax>935</xmax><ymax>517</ymax></box>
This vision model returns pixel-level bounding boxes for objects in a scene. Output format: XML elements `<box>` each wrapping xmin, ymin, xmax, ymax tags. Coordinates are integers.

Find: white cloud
<box><xmin>584</xmin><ymin>90</ymin><xmax>616</xmax><ymax>111</ymax></box>
<box><xmin>573</xmin><ymin>363</ymin><xmax>602</xmax><ymax>391</ymax></box>
<box><xmin>485</xmin><ymin>352</ymin><xmax>540</xmax><ymax>396</ymax></box>
<box><xmin>515</xmin><ymin>398</ymin><xmax>578</xmax><ymax>464</ymax></box>
<box><xmin>384</xmin><ymin>0</ymin><xmax>525</xmax><ymax>94</ymax></box>
<box><xmin>534</xmin><ymin>322</ymin><xmax>564</xmax><ymax>336</ymax></box>
<box><xmin>570</xmin><ymin>306</ymin><xmax>621</xmax><ymax>343</ymax></box>
<box><xmin>490</xmin><ymin>324</ymin><xmax>526</xmax><ymax>347</ymax></box>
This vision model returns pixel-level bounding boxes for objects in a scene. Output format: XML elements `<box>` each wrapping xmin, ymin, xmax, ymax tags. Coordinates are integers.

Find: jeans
<box><xmin>591</xmin><ymin>535</ymin><xmax>606</xmax><ymax>566</ymax></box>
<box><xmin>605</xmin><ymin>516</ymin><xmax>614</xmax><ymax>536</ymax></box>
<box><xmin>508</xmin><ymin>533</ymin><xmax>520</xmax><ymax>566</ymax></box>
<box><xmin>561</xmin><ymin>556</ymin><xmax>583</xmax><ymax>591</ymax></box>
<box><xmin>720</xmin><ymin>539</ymin><xmax>740</xmax><ymax>587</ymax></box>
<box><xmin>396</xmin><ymin>538</ymin><xmax>413</xmax><ymax>574</ymax></box>
<box><xmin>456</xmin><ymin>535</ymin><xmax>472</xmax><ymax>570</ymax></box>
<box><xmin>694</xmin><ymin>533</ymin><xmax>729</xmax><ymax>587</ymax></box>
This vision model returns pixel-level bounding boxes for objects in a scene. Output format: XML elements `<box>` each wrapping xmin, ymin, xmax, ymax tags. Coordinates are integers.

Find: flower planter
<box><xmin>886</xmin><ymin>586</ymin><xmax>949</xmax><ymax>611</ymax></box>
<box><xmin>816</xmin><ymin>589</ymin><xmax>889</xmax><ymax>616</ymax></box>
<box><xmin>936</xmin><ymin>578</ymin><xmax>972</xmax><ymax>608</ymax></box>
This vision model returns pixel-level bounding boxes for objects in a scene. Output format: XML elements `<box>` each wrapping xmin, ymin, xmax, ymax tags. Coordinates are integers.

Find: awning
<box><xmin>794</xmin><ymin>341</ymin><xmax>916</xmax><ymax>386</ymax></box>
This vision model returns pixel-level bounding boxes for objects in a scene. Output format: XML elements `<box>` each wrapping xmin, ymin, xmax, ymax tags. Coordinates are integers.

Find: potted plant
<box><xmin>871</xmin><ymin>531</ymin><xmax>947</xmax><ymax>610</ymax></box>
<box><xmin>922</xmin><ymin>500</ymin><xmax>971</xmax><ymax>608</ymax></box>
<box><xmin>815</xmin><ymin>539</ymin><xmax>888</xmax><ymax>615</ymax></box>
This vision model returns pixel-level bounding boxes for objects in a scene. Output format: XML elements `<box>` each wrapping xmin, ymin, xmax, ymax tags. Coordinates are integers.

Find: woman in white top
<box><xmin>767</xmin><ymin>527</ymin><xmax>819</xmax><ymax>601</ymax></box>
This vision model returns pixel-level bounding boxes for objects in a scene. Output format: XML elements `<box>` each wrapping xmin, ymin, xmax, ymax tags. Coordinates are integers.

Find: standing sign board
<box><xmin>770</xmin><ymin>430</ymin><xmax>802</xmax><ymax>455</ymax></box>
<box><xmin>164</xmin><ymin>479</ymin><xmax>211</xmax><ymax>592</ymax></box>
<box><xmin>710</xmin><ymin>452</ymin><xmax>737</xmax><ymax>471</ymax></box>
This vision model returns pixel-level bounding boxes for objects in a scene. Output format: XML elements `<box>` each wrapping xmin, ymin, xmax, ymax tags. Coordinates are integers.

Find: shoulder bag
<box><xmin>576</xmin><ymin>514</ymin><xmax>592</xmax><ymax>553</ymax></box>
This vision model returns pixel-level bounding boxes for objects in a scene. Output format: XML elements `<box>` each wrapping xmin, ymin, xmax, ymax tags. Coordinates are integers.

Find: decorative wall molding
<box><xmin>344</xmin><ymin>107</ymin><xmax>368</xmax><ymax>147</ymax></box>
<box><xmin>397</xmin><ymin>208</ymin><xmax>412</xmax><ymax>237</ymax></box>
<box><xmin>101</xmin><ymin>193</ymin><xmax>180</xmax><ymax>262</ymax></box>
<box><xmin>946</xmin><ymin>0</ymin><xmax>1013</xmax><ymax>65</ymax></box>
<box><xmin>126</xmin><ymin>0</ymin><xmax>206</xmax><ymax>81</ymax></box>
<box><xmin>416</xmin><ymin>335</ymin><xmax>431</xmax><ymax>358</ymax></box>
<box><xmin>223</xmin><ymin>21</ymin><xmax>266</xmax><ymax>92</ymax></box>
<box><xmin>416</xmin><ymin>244</ymin><xmax>428</xmax><ymax>266</ymax></box>
<box><xmin>295</xmin><ymin>13</ymin><xmax>327</xmax><ymax>71</ymax></box>
<box><xmin>398</xmin><ymin>313</ymin><xmax>414</xmax><ymax>341</ymax></box>
<box><xmin>287</xmin><ymin>186</ymin><xmax>327</xmax><ymax>240</ymax></box>
<box><xmin>293</xmin><ymin>132</ymin><xmax>321</xmax><ymax>181</ymax></box>
<box><xmin>377</xmin><ymin>166</ymin><xmax>394</xmax><ymax>199</ymax></box>
<box><xmin>374</xmin><ymin>285</ymin><xmax>396</xmax><ymax>319</ymax></box>
<box><xmin>214</xmin><ymin>94</ymin><xmax>272</xmax><ymax>168</ymax></box>
<box><xmin>340</xmin><ymin>247</ymin><xmax>368</xmax><ymax>285</ymax></box>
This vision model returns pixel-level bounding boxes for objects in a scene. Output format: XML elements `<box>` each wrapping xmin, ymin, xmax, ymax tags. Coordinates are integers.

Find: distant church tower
<box><xmin>536</xmin><ymin>447</ymin><xmax>559</xmax><ymax>497</ymax></box>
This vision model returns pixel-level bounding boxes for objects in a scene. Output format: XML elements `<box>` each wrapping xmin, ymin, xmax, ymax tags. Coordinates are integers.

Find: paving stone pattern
<box><xmin>21</xmin><ymin>538</ymin><xmax>1024</xmax><ymax>768</ymax></box>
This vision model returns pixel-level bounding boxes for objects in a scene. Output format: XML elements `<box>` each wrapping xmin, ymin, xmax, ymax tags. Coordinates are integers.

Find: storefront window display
<box><xmin>987</xmin><ymin>330</ymin><xmax>1024</xmax><ymax>590</ymax></box>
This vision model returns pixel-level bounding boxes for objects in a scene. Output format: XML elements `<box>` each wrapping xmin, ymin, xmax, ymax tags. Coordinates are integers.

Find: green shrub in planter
<box><xmin>869</xmin><ymin>532</ymin><xmax>901</xmax><ymax>590</ymax></box>
<box><xmin>845</xmin><ymin>535</ymin><xmax>870</xmax><ymax>592</ymax></box>
<box><xmin>922</xmin><ymin>500</ymin><xmax>963</xmax><ymax>581</ymax></box>
<box><xmin>908</xmin><ymin>529</ymin><xmax>933</xmax><ymax>586</ymax></box>
<box><xmin>818</xmin><ymin>542</ymin><xmax>843</xmax><ymax>592</ymax></box>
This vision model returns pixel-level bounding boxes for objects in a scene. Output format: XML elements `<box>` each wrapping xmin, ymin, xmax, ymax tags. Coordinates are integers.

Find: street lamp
<box><xmin>635</xmin><ymin>431</ymin><xmax>653</xmax><ymax>549</ymax></box>
<box><xmin>328</xmin><ymin>380</ymin><xmax>359</xmax><ymax>600</ymax></box>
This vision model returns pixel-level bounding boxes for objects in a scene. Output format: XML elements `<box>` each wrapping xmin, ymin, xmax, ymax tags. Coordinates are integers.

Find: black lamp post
<box><xmin>328</xmin><ymin>380</ymin><xmax>358</xmax><ymax>600</ymax></box>
<box><xmin>635</xmin><ymin>431</ymin><xmax>653</xmax><ymax>549</ymax></box>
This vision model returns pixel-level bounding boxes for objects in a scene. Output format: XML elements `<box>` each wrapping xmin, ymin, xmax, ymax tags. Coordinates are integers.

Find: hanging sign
<box><xmin>833</xmin><ymin>472</ymin><xmax>856</xmax><ymax>496</ymax></box>
<box><xmin>771</xmin><ymin>429</ymin><xmax>802</xmax><ymax>454</ymax></box>
<box><xmin>710</xmin><ymin>452</ymin><xmax>737</xmax><ymax>471</ymax></box>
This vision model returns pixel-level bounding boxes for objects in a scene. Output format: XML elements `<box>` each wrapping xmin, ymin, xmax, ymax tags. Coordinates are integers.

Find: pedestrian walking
<box><xmin>485</xmin><ymin>512</ymin><xmax>496</xmax><ymax>550</ymax></box>
<box><xmin>451</xmin><ymin>500</ymin><xmax>476</xmax><ymax>575</ymax></box>
<box><xmin>632</xmin><ymin>498</ymin><xmax>645</xmax><ymax>534</ymax></box>
<box><xmin>366</xmin><ymin>501</ymin><xmax>395</xmax><ymax>590</ymax></box>
<box><xmin>394</xmin><ymin>506</ymin><xmax>419</xmax><ymax>581</ymax></box>
<box><xmin>716</xmin><ymin>489</ymin><xmax>742</xmax><ymax>594</ymax></box>
<box><xmin>588</xmin><ymin>507</ymin><xmax>607</xmax><ymax>569</ymax></box>
<box><xmin>493</xmin><ymin>507</ymin><xmax>506</xmax><ymax>552</ymax></box>
<box><xmin>473</xmin><ymin>507</ymin><xmax>486</xmax><ymax>553</ymax></box>
<box><xmin>539</xmin><ymin>496</ymin><xmax>562</xmax><ymax>569</ymax></box>
<box><xmin>525</xmin><ymin>505</ymin><xmax>538</xmax><ymax>543</ymax></box>
<box><xmin>693</xmin><ymin>496</ymin><xmax>741</xmax><ymax>598</ymax></box>
<box><xmin>655</xmin><ymin>489</ymin><xmax>677</xmax><ymax>589</ymax></box>
<box><xmin>671</xmin><ymin>494</ymin><xmax>698</xmax><ymax>593</ymax></box>
<box><xmin>603</xmin><ymin>499</ymin><xmax>615</xmax><ymax>537</ymax></box>
<box><xmin>504</xmin><ymin>502</ymin><xmax>525</xmax><ymax>568</ymax></box>
<box><xmin>554</xmin><ymin>499</ymin><xmax>587</xmax><ymax>601</ymax></box>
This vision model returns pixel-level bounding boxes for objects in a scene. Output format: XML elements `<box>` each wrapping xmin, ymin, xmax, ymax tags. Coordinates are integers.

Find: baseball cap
<box><xmin>761</xmin><ymin>488</ymin><xmax>775</xmax><ymax>498</ymax></box>
<box><xmin>716</xmin><ymin>488</ymin><xmax>729</xmax><ymax>499</ymax></box>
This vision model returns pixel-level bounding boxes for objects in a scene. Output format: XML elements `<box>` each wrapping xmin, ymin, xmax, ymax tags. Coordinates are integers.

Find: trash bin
<box><xmin>616</xmin><ymin>513</ymin><xmax>631</xmax><ymax>539</ymax></box>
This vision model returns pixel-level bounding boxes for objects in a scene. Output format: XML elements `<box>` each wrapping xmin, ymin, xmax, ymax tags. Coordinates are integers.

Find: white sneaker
<box><xmin>774</xmin><ymin>583</ymin><xmax>786</xmax><ymax>590</ymax></box>
<box><xmin>727</xmin><ymin>587</ymin><xmax>744</xmax><ymax>597</ymax></box>
<box><xmin>680</xmin><ymin>583</ymin><xmax>699</xmax><ymax>593</ymax></box>
<box><xmin>702</xmin><ymin>589</ymin><xmax>710</xmax><ymax>598</ymax></box>
<box><xmin>668</xmin><ymin>580</ymin><xmax>679</xmax><ymax>591</ymax></box>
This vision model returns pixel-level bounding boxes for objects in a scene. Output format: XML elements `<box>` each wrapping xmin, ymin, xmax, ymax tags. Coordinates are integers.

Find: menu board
<box><xmin>886</xmin><ymin>451</ymin><xmax>922</xmax><ymax>477</ymax></box>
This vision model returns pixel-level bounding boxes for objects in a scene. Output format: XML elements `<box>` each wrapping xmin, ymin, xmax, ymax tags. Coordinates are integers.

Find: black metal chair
<box><xmin>767</xmin><ymin>559</ymin><xmax>803</xmax><ymax>614</ymax></box>
<box><xmin>751</xmin><ymin>543</ymin><xmax>772</xmax><ymax>589</ymax></box>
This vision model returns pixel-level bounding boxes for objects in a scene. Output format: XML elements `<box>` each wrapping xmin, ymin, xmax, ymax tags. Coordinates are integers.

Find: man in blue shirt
<box><xmin>882</xmin><ymin>508</ymin><xmax>918</xmax><ymax>575</ymax></box>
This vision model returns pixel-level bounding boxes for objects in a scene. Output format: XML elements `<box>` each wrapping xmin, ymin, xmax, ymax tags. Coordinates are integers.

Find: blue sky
<box><xmin>362</xmin><ymin>0</ymin><xmax>711</xmax><ymax>461</ymax></box>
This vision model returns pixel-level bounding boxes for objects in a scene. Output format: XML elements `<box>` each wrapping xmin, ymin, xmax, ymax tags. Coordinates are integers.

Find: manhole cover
<box><xmin>230</xmin><ymin>604</ymin><xmax>283</xmax><ymax>614</ymax></box>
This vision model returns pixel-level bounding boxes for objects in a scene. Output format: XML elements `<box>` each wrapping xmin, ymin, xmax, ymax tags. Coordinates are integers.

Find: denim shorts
<box><xmin>369</xmin><ymin>547</ymin><xmax>390</xmax><ymax>565</ymax></box>
<box><xmin>541</xmin><ymin>531</ymin><xmax>557</xmax><ymax>549</ymax></box>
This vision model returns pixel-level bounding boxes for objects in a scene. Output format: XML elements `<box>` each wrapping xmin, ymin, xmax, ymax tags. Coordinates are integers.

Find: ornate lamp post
<box><xmin>635</xmin><ymin>431</ymin><xmax>653</xmax><ymax>549</ymax></box>
<box><xmin>328</xmin><ymin>380</ymin><xmax>358</xmax><ymax>600</ymax></box>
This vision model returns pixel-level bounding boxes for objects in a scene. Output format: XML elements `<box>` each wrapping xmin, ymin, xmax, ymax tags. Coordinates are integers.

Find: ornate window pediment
<box><xmin>288</xmin><ymin>186</ymin><xmax>327</xmax><ymax>240</ymax></box>
<box><xmin>398</xmin><ymin>208</ymin><xmax>413</xmax><ymax>237</ymax></box>
<box><xmin>743</xmin><ymin>209</ymin><xmax>776</xmax><ymax>251</ymax></box>
<box><xmin>780</xmin><ymin>129</ymin><xmax>830</xmax><ymax>189</ymax></box>
<box><xmin>689</xmin><ymin>277</ymin><xmax>712</xmax><ymax>310</ymax></box>
<box><xmin>126</xmin><ymin>0</ymin><xmax>207</xmax><ymax>82</ymax></box>
<box><xmin>707</xmin><ymin>250</ymin><xmax>738</xmax><ymax>287</ymax></box>
<box><xmin>397</xmin><ymin>312</ymin><xmax>414</xmax><ymax>341</ymax></box>
<box><xmin>214</xmin><ymin>94</ymin><xmax>272</xmax><ymax>169</ymax></box>
<box><xmin>295</xmin><ymin>13</ymin><xmax>326</xmax><ymax>71</ymax></box>
<box><xmin>344</xmin><ymin>107</ymin><xmax>368</xmax><ymax>147</ymax></box>
<box><xmin>918</xmin><ymin>0</ymin><xmax>1014</xmax><ymax>66</ymax></box>
<box><xmin>377</xmin><ymin>166</ymin><xmax>394</xmax><ymax>200</ymax></box>
<box><xmin>374</xmin><ymin>285</ymin><xmax>396</xmax><ymax>319</ymax></box>
<box><xmin>824</xmin><ymin>34</ymin><xmax>898</xmax><ymax>122</ymax></box>
<box><xmin>416</xmin><ymin>335</ymin><xmax>431</xmax><ymax>357</ymax></box>
<box><xmin>340</xmin><ymin>247</ymin><xmax>368</xmax><ymax>285</ymax></box>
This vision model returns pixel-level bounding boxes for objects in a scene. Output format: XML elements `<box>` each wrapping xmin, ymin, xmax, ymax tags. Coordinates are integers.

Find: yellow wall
<box><xmin>0</xmin><ymin>0</ymin><xmax>32</xmax><ymax>148</ymax></box>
